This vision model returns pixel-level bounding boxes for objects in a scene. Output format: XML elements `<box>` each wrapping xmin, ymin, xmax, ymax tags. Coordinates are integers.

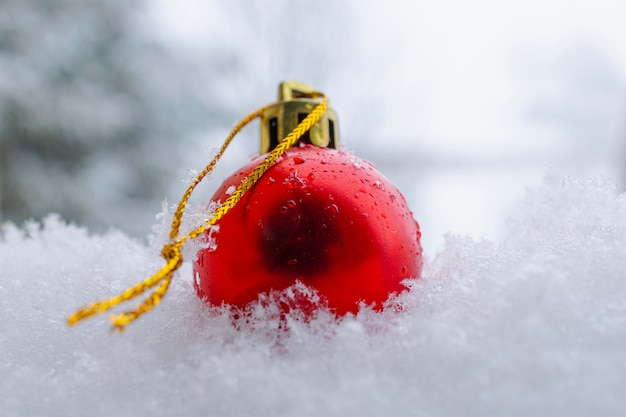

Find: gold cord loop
<box><xmin>67</xmin><ymin>91</ymin><xmax>328</xmax><ymax>331</ymax></box>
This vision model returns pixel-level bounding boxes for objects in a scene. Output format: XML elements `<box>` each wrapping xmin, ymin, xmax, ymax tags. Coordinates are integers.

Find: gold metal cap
<box><xmin>260</xmin><ymin>81</ymin><xmax>339</xmax><ymax>154</ymax></box>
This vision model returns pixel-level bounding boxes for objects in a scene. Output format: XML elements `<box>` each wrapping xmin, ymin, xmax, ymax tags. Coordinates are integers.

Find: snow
<box><xmin>2</xmin><ymin>173</ymin><xmax>625</xmax><ymax>416</ymax></box>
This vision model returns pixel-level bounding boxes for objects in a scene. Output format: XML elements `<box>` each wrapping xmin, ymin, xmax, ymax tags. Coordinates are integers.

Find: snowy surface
<box><xmin>2</xmin><ymin>173</ymin><xmax>625</xmax><ymax>417</ymax></box>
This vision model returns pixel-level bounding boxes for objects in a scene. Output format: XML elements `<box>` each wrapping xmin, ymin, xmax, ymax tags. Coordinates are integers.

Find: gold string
<box><xmin>67</xmin><ymin>94</ymin><xmax>328</xmax><ymax>331</ymax></box>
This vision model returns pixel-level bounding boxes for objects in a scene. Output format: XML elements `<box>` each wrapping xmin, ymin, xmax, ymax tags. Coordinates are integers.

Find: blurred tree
<box><xmin>0</xmin><ymin>0</ymin><xmax>237</xmax><ymax>234</ymax></box>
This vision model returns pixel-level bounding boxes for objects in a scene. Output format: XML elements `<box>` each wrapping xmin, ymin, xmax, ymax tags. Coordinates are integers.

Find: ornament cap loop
<box><xmin>260</xmin><ymin>81</ymin><xmax>339</xmax><ymax>154</ymax></box>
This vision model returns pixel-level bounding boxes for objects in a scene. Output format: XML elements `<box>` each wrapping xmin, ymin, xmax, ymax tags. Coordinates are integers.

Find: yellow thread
<box><xmin>67</xmin><ymin>93</ymin><xmax>328</xmax><ymax>331</ymax></box>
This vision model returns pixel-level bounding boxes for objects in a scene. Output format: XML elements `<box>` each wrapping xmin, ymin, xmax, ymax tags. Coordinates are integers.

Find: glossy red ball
<box><xmin>193</xmin><ymin>145</ymin><xmax>422</xmax><ymax>314</ymax></box>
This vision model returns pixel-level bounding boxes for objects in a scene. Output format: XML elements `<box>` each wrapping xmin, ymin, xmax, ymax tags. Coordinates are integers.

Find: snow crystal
<box><xmin>1</xmin><ymin>175</ymin><xmax>625</xmax><ymax>417</ymax></box>
<box><xmin>350</xmin><ymin>157</ymin><xmax>363</xmax><ymax>169</ymax></box>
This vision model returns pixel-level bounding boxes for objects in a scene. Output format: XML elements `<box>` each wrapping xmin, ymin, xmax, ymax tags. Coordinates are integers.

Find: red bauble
<box><xmin>193</xmin><ymin>144</ymin><xmax>422</xmax><ymax>315</ymax></box>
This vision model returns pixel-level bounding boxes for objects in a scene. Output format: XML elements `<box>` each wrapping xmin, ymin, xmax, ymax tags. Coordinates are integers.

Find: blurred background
<box><xmin>1</xmin><ymin>0</ymin><xmax>625</xmax><ymax>255</ymax></box>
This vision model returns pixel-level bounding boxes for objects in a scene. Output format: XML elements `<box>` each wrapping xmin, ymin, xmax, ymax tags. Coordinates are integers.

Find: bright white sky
<box><xmin>146</xmin><ymin>0</ymin><xmax>626</xmax><ymax>156</ymax></box>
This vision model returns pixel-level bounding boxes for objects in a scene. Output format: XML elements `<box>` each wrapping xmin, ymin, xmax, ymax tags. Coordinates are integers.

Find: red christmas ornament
<box><xmin>66</xmin><ymin>82</ymin><xmax>422</xmax><ymax>332</ymax></box>
<box><xmin>193</xmin><ymin>82</ymin><xmax>422</xmax><ymax>315</ymax></box>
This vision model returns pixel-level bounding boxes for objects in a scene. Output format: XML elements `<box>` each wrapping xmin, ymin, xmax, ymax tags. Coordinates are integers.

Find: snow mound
<box><xmin>1</xmin><ymin>174</ymin><xmax>625</xmax><ymax>417</ymax></box>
